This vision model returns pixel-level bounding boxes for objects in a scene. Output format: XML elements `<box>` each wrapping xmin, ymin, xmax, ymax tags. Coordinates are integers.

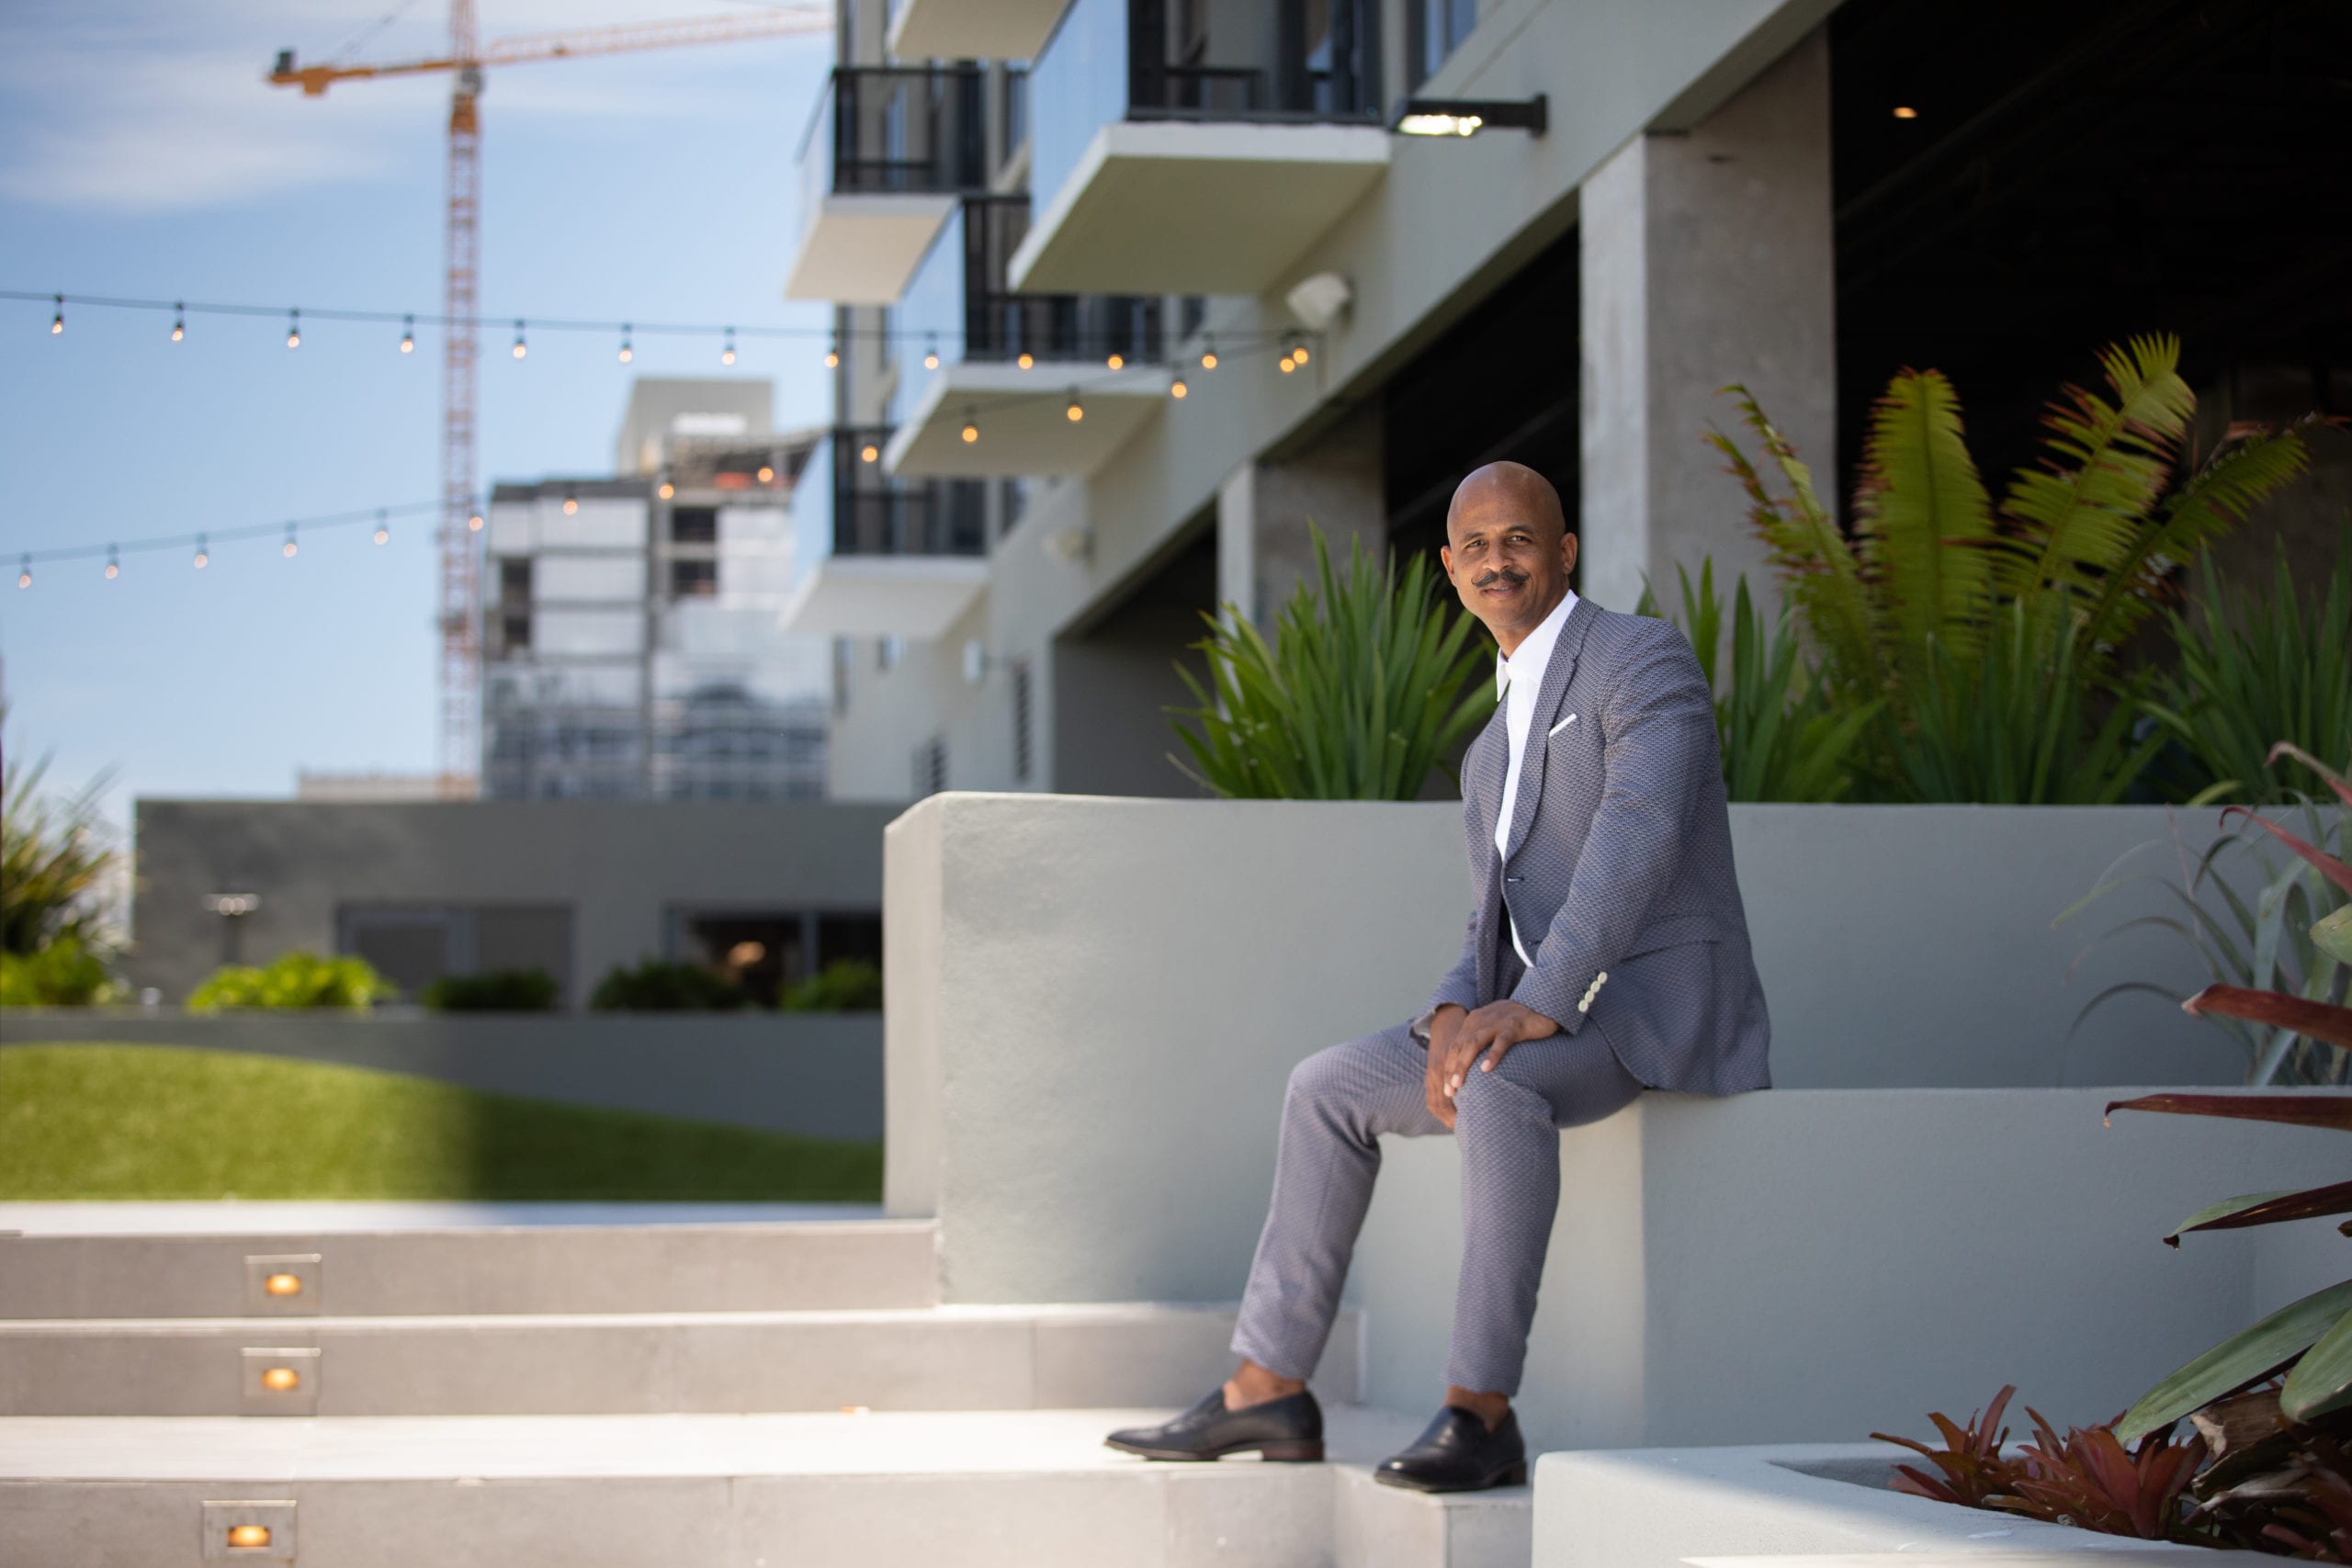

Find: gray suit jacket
<box><xmin>1414</xmin><ymin>595</ymin><xmax>1771</xmax><ymax>1097</ymax></box>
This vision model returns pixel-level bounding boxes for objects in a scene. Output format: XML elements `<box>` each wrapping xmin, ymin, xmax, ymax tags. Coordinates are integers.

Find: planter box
<box><xmin>1535</xmin><ymin>1443</ymin><xmax>2257</xmax><ymax>1565</ymax></box>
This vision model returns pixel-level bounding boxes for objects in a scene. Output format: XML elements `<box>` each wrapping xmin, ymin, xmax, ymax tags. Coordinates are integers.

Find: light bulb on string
<box><xmin>823</xmin><ymin>339</ymin><xmax>840</xmax><ymax>369</ymax></box>
<box><xmin>658</xmin><ymin>480</ymin><xmax>674</xmax><ymax>501</ymax></box>
<box><xmin>171</xmin><ymin>303</ymin><xmax>185</xmax><ymax>343</ymax></box>
<box><xmin>1066</xmin><ymin>396</ymin><xmax>1084</xmax><ymax>423</ymax></box>
<box><xmin>960</xmin><ymin>413</ymin><xmax>979</xmax><ymax>445</ymax></box>
<box><xmin>618</xmin><ymin>323</ymin><xmax>634</xmax><ymax>363</ymax></box>
<box><xmin>757</xmin><ymin>464</ymin><xmax>775</xmax><ymax>483</ymax></box>
<box><xmin>923</xmin><ymin>336</ymin><xmax>940</xmax><ymax>371</ymax></box>
<box><xmin>721</xmin><ymin>327</ymin><xmax>736</xmax><ymax>367</ymax></box>
<box><xmin>861</xmin><ymin>442</ymin><xmax>880</xmax><ymax>464</ymax></box>
<box><xmin>1106</xmin><ymin>351</ymin><xmax>1124</xmax><ymax>369</ymax></box>
<box><xmin>1279</xmin><ymin>353</ymin><xmax>1296</xmax><ymax>373</ymax></box>
<box><xmin>1170</xmin><ymin>376</ymin><xmax>1189</xmax><ymax>400</ymax></box>
<box><xmin>194</xmin><ymin>536</ymin><xmax>209</xmax><ymax>570</ymax></box>
<box><xmin>511</xmin><ymin>320</ymin><xmax>527</xmax><ymax>360</ymax></box>
<box><xmin>374</xmin><ymin>509</ymin><xmax>390</xmax><ymax>546</ymax></box>
<box><xmin>104</xmin><ymin>546</ymin><xmax>119</xmax><ymax>581</ymax></box>
<box><xmin>1199</xmin><ymin>341</ymin><xmax>1217</xmax><ymax>370</ymax></box>
<box><xmin>1016</xmin><ymin>352</ymin><xmax>1034</xmax><ymax>370</ymax></box>
<box><xmin>468</xmin><ymin>512</ymin><xmax>484</xmax><ymax>532</ymax></box>
<box><xmin>1291</xmin><ymin>341</ymin><xmax>1309</xmax><ymax>367</ymax></box>
<box><xmin>400</xmin><ymin>315</ymin><xmax>415</xmax><ymax>354</ymax></box>
<box><xmin>286</xmin><ymin>309</ymin><xmax>301</xmax><ymax>349</ymax></box>
<box><xmin>283</xmin><ymin>524</ymin><xmax>299</xmax><ymax>558</ymax></box>
<box><xmin>15</xmin><ymin>556</ymin><xmax>28</xmax><ymax>589</ymax></box>
<box><xmin>561</xmin><ymin>489</ymin><xmax>580</xmax><ymax>515</ymax></box>
<box><xmin>50</xmin><ymin>296</ymin><xmax>62</xmax><ymax>335</ymax></box>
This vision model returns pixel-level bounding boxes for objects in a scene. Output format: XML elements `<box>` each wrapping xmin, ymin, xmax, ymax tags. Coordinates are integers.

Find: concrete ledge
<box><xmin>3</xmin><ymin>1012</ymin><xmax>882</xmax><ymax>1142</ymax></box>
<box><xmin>1533</xmin><ymin>1444</ymin><xmax>2251</xmax><ymax>1566</ymax></box>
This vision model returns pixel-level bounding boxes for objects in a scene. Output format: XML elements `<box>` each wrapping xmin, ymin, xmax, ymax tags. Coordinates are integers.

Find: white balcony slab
<box><xmin>0</xmin><ymin>1201</ymin><xmax>879</xmax><ymax>1235</ymax></box>
<box><xmin>784</xmin><ymin>192</ymin><xmax>959</xmax><ymax>303</ymax></box>
<box><xmin>1009</xmin><ymin>119</ymin><xmax>1389</xmax><ymax>296</ymax></box>
<box><xmin>778</xmin><ymin>553</ymin><xmax>989</xmax><ymax>638</ymax></box>
<box><xmin>887</xmin><ymin>0</ymin><xmax>1071</xmax><ymax>62</ymax></box>
<box><xmin>884</xmin><ymin>361</ymin><xmax>1174</xmax><ymax>478</ymax></box>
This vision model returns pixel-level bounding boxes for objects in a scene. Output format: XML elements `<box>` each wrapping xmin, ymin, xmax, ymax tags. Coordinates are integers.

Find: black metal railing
<box><xmin>799</xmin><ymin>64</ymin><xmax>987</xmax><ymax>201</ymax></box>
<box><xmin>830</xmin><ymin>430</ymin><xmax>986</xmax><ymax>558</ymax></box>
<box><xmin>957</xmin><ymin>198</ymin><xmax>1161</xmax><ymax>365</ymax></box>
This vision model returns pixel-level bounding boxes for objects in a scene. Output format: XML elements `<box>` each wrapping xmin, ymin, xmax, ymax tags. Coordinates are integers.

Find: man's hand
<box><xmin>1438</xmin><ymin>1000</ymin><xmax>1561</xmax><ymax>1101</ymax></box>
<box><xmin>1424</xmin><ymin>1006</ymin><xmax>1466</xmax><ymax>1129</ymax></box>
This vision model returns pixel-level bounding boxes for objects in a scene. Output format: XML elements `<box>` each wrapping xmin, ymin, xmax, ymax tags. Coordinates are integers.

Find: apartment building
<box><xmin>781</xmin><ymin>0</ymin><xmax>2352</xmax><ymax>803</ymax></box>
<box><xmin>481</xmin><ymin>378</ymin><xmax>831</xmax><ymax>802</ymax></box>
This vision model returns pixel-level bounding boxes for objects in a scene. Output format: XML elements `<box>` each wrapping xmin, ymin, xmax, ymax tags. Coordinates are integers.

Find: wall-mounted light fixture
<box><xmin>1391</xmin><ymin>93</ymin><xmax>1547</xmax><ymax>138</ymax></box>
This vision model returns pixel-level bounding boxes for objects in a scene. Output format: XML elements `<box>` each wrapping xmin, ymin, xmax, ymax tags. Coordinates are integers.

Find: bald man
<box><xmin>1106</xmin><ymin>462</ymin><xmax>1771</xmax><ymax>1491</ymax></box>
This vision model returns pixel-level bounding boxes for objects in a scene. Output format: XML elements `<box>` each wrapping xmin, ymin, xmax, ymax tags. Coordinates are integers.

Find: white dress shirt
<box><xmin>1493</xmin><ymin>586</ymin><xmax>1579</xmax><ymax>964</ymax></box>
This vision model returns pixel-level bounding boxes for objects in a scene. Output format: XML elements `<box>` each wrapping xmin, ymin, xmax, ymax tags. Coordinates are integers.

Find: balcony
<box><xmin>883</xmin><ymin>197</ymin><xmax>1170</xmax><ymax>479</ymax></box>
<box><xmin>778</xmin><ymin>430</ymin><xmax>990</xmax><ymax>638</ymax></box>
<box><xmin>784</xmin><ymin>65</ymin><xmax>988</xmax><ymax>304</ymax></box>
<box><xmin>887</xmin><ymin>0</ymin><xmax>1072</xmax><ymax>62</ymax></box>
<box><xmin>1009</xmin><ymin>0</ymin><xmax>1390</xmax><ymax>296</ymax></box>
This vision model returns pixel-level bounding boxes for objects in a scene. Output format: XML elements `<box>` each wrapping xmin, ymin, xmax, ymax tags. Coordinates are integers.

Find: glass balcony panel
<box><xmin>1018</xmin><ymin>0</ymin><xmax>1389</xmax><ymax>295</ymax></box>
<box><xmin>782</xmin><ymin>431</ymin><xmax>989</xmax><ymax>638</ymax></box>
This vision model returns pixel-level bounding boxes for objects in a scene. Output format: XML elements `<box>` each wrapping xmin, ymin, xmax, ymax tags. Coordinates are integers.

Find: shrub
<box><xmin>2</xmin><ymin>719</ymin><xmax>118</xmax><ymax>958</ymax></box>
<box><xmin>590</xmin><ymin>959</ymin><xmax>747</xmax><ymax>1012</ymax></box>
<box><xmin>778</xmin><ymin>957</ymin><xmax>882</xmax><ymax>1012</ymax></box>
<box><xmin>1710</xmin><ymin>336</ymin><xmax>2313</xmax><ymax>803</ymax></box>
<box><xmin>1636</xmin><ymin>557</ymin><xmax>1878</xmax><ymax>802</ymax></box>
<box><xmin>187</xmin><ymin>952</ymin><xmax>396</xmax><ymax>1012</ymax></box>
<box><xmin>0</xmin><ymin>937</ymin><xmax>124</xmax><ymax>1007</ymax></box>
<box><xmin>422</xmin><ymin>968</ymin><xmax>560</xmax><ymax>1012</ymax></box>
<box><xmin>1168</xmin><ymin>525</ymin><xmax>1492</xmax><ymax>800</ymax></box>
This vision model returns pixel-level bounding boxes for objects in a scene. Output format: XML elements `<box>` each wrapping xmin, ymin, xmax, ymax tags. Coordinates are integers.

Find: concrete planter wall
<box><xmin>5</xmin><ymin>1010</ymin><xmax>882</xmax><ymax>1142</ymax></box>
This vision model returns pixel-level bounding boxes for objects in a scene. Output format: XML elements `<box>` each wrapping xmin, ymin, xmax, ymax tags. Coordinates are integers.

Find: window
<box><xmin>499</xmin><ymin>558</ymin><xmax>532</xmax><ymax>604</ymax></box>
<box><xmin>832</xmin><ymin>637</ymin><xmax>854</xmax><ymax>716</ymax></box>
<box><xmin>671</xmin><ymin>558</ymin><xmax>718</xmax><ymax>598</ymax></box>
<box><xmin>999</xmin><ymin>478</ymin><xmax>1030</xmax><ymax>539</ymax></box>
<box><xmin>878</xmin><ymin>635</ymin><xmax>905</xmax><ymax>672</ymax></box>
<box><xmin>671</xmin><ymin>506</ymin><xmax>718</xmax><ymax>544</ymax></box>
<box><xmin>913</xmin><ymin>735</ymin><xmax>947</xmax><ymax>798</ymax></box>
<box><xmin>1012</xmin><ymin>659</ymin><xmax>1034</xmax><ymax>783</ymax></box>
<box><xmin>502</xmin><ymin>613</ymin><xmax>532</xmax><ymax>652</ymax></box>
<box><xmin>1408</xmin><ymin>0</ymin><xmax>1477</xmax><ymax>88</ymax></box>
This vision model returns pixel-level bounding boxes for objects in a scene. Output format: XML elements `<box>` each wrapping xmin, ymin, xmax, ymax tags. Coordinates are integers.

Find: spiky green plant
<box><xmin>1</xmin><ymin>723</ymin><xmax>118</xmax><ymax>958</ymax></box>
<box><xmin>1708</xmin><ymin>335</ymin><xmax>2313</xmax><ymax>804</ymax></box>
<box><xmin>1168</xmin><ymin>525</ymin><xmax>1492</xmax><ymax>800</ymax></box>
<box><xmin>2144</xmin><ymin>531</ymin><xmax>2352</xmax><ymax>807</ymax></box>
<box><xmin>1637</xmin><ymin>558</ymin><xmax>1878</xmax><ymax>802</ymax></box>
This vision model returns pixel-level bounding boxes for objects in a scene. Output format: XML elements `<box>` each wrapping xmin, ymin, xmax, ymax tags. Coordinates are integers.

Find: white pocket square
<box><xmin>1548</xmin><ymin>712</ymin><xmax>1577</xmax><ymax>738</ymax></box>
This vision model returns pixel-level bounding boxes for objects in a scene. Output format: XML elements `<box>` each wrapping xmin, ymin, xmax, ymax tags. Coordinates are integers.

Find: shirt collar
<box><xmin>1494</xmin><ymin>586</ymin><xmax>1580</xmax><ymax>698</ymax></box>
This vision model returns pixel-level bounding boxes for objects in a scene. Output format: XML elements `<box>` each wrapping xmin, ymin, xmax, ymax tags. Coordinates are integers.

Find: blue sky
<box><xmin>0</xmin><ymin>0</ymin><xmax>835</xmax><ymax>829</ymax></box>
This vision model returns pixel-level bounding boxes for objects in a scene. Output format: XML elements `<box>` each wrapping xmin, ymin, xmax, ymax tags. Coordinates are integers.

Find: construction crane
<box><xmin>267</xmin><ymin>4</ymin><xmax>830</xmax><ymax>795</ymax></box>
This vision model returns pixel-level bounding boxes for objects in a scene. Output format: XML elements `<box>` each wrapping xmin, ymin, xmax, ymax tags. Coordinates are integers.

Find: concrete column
<box><xmin>1216</xmin><ymin>402</ymin><xmax>1386</xmax><ymax>632</ymax></box>
<box><xmin>1579</xmin><ymin>27</ymin><xmax>1836</xmax><ymax>626</ymax></box>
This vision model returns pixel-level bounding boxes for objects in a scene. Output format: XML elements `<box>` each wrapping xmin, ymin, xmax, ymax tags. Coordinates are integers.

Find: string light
<box><xmin>721</xmin><ymin>326</ymin><xmax>736</xmax><ymax>366</ymax></box>
<box><xmin>104</xmin><ymin>546</ymin><xmax>119</xmax><ymax>581</ymax></box>
<box><xmin>1106</xmin><ymin>351</ymin><xmax>1124</xmax><ymax>369</ymax></box>
<box><xmin>194</xmin><ymin>536</ymin><xmax>209</xmax><ymax>569</ymax></box>
<box><xmin>960</xmin><ymin>413</ymin><xmax>979</xmax><ymax>445</ymax></box>
<box><xmin>657</xmin><ymin>480</ymin><xmax>674</xmax><ymax>500</ymax></box>
<box><xmin>1065</xmin><ymin>396</ymin><xmax>1084</xmax><ymax>423</ymax></box>
<box><xmin>401</xmin><ymin>314</ymin><xmax>415</xmax><ymax>354</ymax></box>
<box><xmin>1279</xmin><ymin>353</ymin><xmax>1296</xmax><ymax>373</ymax></box>
<box><xmin>1170</xmin><ymin>376</ymin><xmax>1189</xmax><ymax>400</ymax></box>
<box><xmin>282</xmin><ymin>523</ymin><xmax>299</xmax><ymax>558</ymax></box>
<box><xmin>1016</xmin><ymin>351</ymin><xmax>1034</xmax><ymax>370</ymax></box>
<box><xmin>823</xmin><ymin>339</ymin><xmax>839</xmax><ymax>369</ymax></box>
<box><xmin>757</xmin><ymin>464</ymin><xmax>775</xmax><ymax>483</ymax></box>
<box><xmin>618</xmin><ymin>323</ymin><xmax>633</xmax><ymax>363</ymax></box>
<box><xmin>16</xmin><ymin>556</ymin><xmax>28</xmax><ymax>589</ymax></box>
<box><xmin>50</xmin><ymin>296</ymin><xmax>62</xmax><ymax>335</ymax></box>
<box><xmin>561</xmin><ymin>489</ymin><xmax>579</xmax><ymax>515</ymax></box>
<box><xmin>861</xmin><ymin>442</ymin><xmax>880</xmax><ymax>463</ymax></box>
<box><xmin>468</xmin><ymin>512</ymin><xmax>485</xmax><ymax>532</ymax></box>
<box><xmin>286</xmin><ymin>310</ymin><xmax>300</xmax><ymax>349</ymax></box>
<box><xmin>1291</xmin><ymin>341</ymin><xmax>1309</xmax><ymax>367</ymax></box>
<box><xmin>923</xmin><ymin>335</ymin><xmax>939</xmax><ymax>370</ymax></box>
<box><xmin>373</xmin><ymin>509</ymin><xmax>390</xmax><ymax>545</ymax></box>
<box><xmin>511</xmin><ymin>320</ymin><xmax>527</xmax><ymax>359</ymax></box>
<box><xmin>171</xmin><ymin>303</ymin><xmax>185</xmax><ymax>343</ymax></box>
<box><xmin>1200</xmin><ymin>341</ymin><xmax>1217</xmax><ymax>370</ymax></box>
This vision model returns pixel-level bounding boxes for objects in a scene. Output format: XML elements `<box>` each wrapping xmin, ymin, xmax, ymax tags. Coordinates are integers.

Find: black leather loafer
<box><xmin>1103</xmin><ymin>1387</ymin><xmax>1325</xmax><ymax>1461</ymax></box>
<box><xmin>1374</xmin><ymin>1405</ymin><xmax>1527</xmax><ymax>1492</ymax></box>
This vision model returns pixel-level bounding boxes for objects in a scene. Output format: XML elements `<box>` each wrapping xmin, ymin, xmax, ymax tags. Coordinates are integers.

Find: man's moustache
<box><xmin>1474</xmin><ymin>571</ymin><xmax>1527</xmax><ymax>588</ymax></box>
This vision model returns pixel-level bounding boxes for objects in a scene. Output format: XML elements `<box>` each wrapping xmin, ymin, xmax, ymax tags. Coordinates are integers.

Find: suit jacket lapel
<box><xmin>1500</xmin><ymin>595</ymin><xmax>1599</xmax><ymax>867</ymax></box>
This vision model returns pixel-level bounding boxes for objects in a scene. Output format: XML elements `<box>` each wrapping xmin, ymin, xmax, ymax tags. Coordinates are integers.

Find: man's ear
<box><xmin>1440</xmin><ymin>543</ymin><xmax>1455</xmax><ymax>582</ymax></box>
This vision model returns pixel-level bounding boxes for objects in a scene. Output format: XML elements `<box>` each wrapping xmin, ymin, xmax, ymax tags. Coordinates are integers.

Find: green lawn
<box><xmin>0</xmin><ymin>1043</ymin><xmax>881</xmax><ymax>1201</ymax></box>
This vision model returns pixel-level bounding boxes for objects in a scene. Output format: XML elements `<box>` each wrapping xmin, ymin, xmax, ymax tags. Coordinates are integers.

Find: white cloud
<box><xmin>0</xmin><ymin>0</ymin><xmax>827</xmax><ymax>212</ymax></box>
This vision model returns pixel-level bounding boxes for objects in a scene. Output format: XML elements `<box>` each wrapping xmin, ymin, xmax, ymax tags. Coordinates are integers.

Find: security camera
<box><xmin>1285</xmin><ymin>271</ymin><xmax>1352</xmax><ymax>332</ymax></box>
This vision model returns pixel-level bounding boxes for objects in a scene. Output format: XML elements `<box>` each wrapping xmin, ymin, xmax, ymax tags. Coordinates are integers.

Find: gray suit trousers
<box><xmin>1228</xmin><ymin>1021</ymin><xmax>1641</xmax><ymax>1397</ymax></box>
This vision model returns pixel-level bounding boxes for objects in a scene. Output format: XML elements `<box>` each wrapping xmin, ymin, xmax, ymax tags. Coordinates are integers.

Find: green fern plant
<box><xmin>1636</xmin><ymin>558</ymin><xmax>1878</xmax><ymax>802</ymax></box>
<box><xmin>1710</xmin><ymin>335</ymin><xmax>2313</xmax><ymax>803</ymax></box>
<box><xmin>1168</xmin><ymin>525</ymin><xmax>1492</xmax><ymax>800</ymax></box>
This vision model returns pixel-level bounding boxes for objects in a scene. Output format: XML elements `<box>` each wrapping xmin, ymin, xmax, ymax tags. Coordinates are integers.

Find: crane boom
<box><xmin>267</xmin><ymin>4</ymin><xmax>829</xmax><ymax>794</ymax></box>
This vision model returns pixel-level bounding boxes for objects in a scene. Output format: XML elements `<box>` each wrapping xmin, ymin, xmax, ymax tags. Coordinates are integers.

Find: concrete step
<box><xmin>0</xmin><ymin>1407</ymin><xmax>1530</xmax><ymax>1568</ymax></box>
<box><xmin>0</xmin><ymin>1303</ymin><xmax>1363</xmax><ymax>1417</ymax></box>
<box><xmin>0</xmin><ymin>1214</ymin><xmax>933</xmax><ymax>1319</ymax></box>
